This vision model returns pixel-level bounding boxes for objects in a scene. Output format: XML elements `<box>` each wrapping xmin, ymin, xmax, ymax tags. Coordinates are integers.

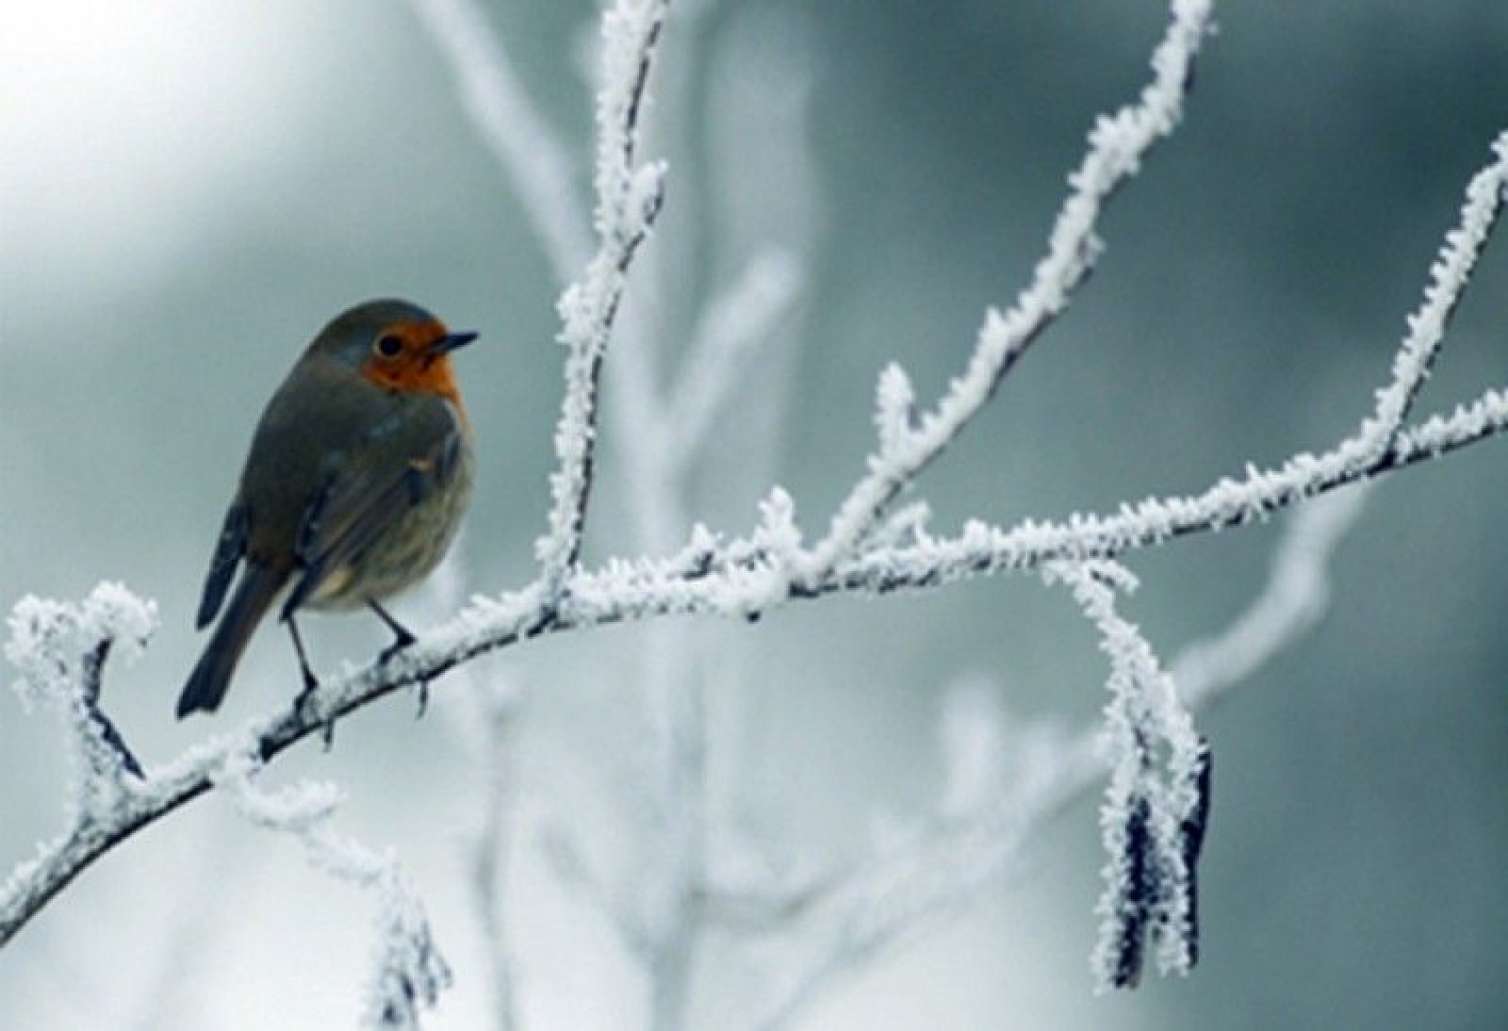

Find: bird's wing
<box><xmin>279</xmin><ymin>398</ymin><xmax>465</xmax><ymax>620</ymax></box>
<box><xmin>196</xmin><ymin>500</ymin><xmax>248</xmax><ymax>628</ymax></box>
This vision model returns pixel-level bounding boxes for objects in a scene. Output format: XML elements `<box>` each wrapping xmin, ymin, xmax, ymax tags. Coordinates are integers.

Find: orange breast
<box><xmin>363</xmin><ymin>353</ymin><xmax>463</xmax><ymax>407</ymax></box>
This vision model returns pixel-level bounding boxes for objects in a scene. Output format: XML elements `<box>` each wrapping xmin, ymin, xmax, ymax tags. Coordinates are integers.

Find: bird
<box><xmin>176</xmin><ymin>299</ymin><xmax>477</xmax><ymax>719</ymax></box>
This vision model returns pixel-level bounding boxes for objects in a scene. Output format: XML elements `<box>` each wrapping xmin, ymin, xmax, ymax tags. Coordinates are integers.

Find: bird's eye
<box><xmin>374</xmin><ymin>334</ymin><xmax>404</xmax><ymax>358</ymax></box>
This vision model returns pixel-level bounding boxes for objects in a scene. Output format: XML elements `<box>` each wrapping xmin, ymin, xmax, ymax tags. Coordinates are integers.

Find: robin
<box><xmin>176</xmin><ymin>298</ymin><xmax>477</xmax><ymax>718</ymax></box>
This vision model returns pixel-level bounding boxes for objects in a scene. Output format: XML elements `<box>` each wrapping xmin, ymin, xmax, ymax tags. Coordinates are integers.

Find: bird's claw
<box><xmin>293</xmin><ymin>674</ymin><xmax>320</xmax><ymax>717</ymax></box>
<box><xmin>378</xmin><ymin>630</ymin><xmax>416</xmax><ymax>667</ymax></box>
<box><xmin>293</xmin><ymin>675</ymin><xmax>337</xmax><ymax>750</ymax></box>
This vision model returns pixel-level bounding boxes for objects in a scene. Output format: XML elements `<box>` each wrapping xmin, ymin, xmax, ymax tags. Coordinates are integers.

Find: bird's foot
<box><xmin>369</xmin><ymin>599</ymin><xmax>416</xmax><ymax>666</ymax></box>
<box><xmin>378</xmin><ymin>629</ymin><xmax>416</xmax><ymax>666</ymax></box>
<box><xmin>414</xmin><ymin>678</ymin><xmax>432</xmax><ymax>720</ymax></box>
<box><xmin>293</xmin><ymin>672</ymin><xmax>337</xmax><ymax>750</ymax></box>
<box><xmin>293</xmin><ymin>668</ymin><xmax>320</xmax><ymax>715</ymax></box>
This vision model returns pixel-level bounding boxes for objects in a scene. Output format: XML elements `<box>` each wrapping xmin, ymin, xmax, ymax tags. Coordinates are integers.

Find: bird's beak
<box><xmin>431</xmin><ymin>331</ymin><xmax>479</xmax><ymax>355</ymax></box>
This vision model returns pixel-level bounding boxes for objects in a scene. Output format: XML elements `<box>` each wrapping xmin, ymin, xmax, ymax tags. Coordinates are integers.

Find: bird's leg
<box><xmin>368</xmin><ymin>599</ymin><xmax>417</xmax><ymax>664</ymax></box>
<box><xmin>287</xmin><ymin>614</ymin><xmax>320</xmax><ymax>708</ymax></box>
<box><xmin>366</xmin><ymin>599</ymin><xmax>433</xmax><ymax>717</ymax></box>
<box><xmin>288</xmin><ymin>614</ymin><xmax>337</xmax><ymax>749</ymax></box>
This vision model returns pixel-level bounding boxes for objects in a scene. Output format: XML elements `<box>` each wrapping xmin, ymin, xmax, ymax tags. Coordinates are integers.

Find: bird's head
<box><xmin>307</xmin><ymin>298</ymin><xmax>478</xmax><ymax>403</ymax></box>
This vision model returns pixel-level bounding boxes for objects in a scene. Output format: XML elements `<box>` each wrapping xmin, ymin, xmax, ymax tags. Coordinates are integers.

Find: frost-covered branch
<box><xmin>536</xmin><ymin>0</ymin><xmax>672</xmax><ymax>592</ymax></box>
<box><xmin>795</xmin><ymin>0</ymin><xmax>1215</xmax><ymax>580</ymax></box>
<box><xmin>1045</xmin><ymin>560</ymin><xmax>1208</xmax><ymax>990</ymax></box>
<box><xmin>5</xmin><ymin>583</ymin><xmax>155</xmax><ymax>808</ymax></box>
<box><xmin>1371</xmin><ymin>140</ymin><xmax>1506</xmax><ymax>455</ymax></box>
<box><xmin>818</xmin><ymin>383</ymin><xmax>1506</xmax><ymax>598</ymax></box>
<box><xmin>813</xmin><ymin>126</ymin><xmax>1506</xmax><ymax>593</ymax></box>
<box><xmin>0</xmin><ymin>583</ymin><xmax>157</xmax><ymax>945</ymax></box>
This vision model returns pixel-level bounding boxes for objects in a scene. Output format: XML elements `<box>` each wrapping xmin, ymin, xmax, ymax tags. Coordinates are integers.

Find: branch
<box><xmin>535</xmin><ymin>0</ymin><xmax>672</xmax><ymax>592</ymax></box>
<box><xmin>796</xmin><ymin>0</ymin><xmax>1215</xmax><ymax>580</ymax></box>
<box><xmin>1375</xmin><ymin>136</ymin><xmax>1505</xmax><ymax>451</ymax></box>
<box><xmin>1044</xmin><ymin>560</ymin><xmax>1207</xmax><ymax>990</ymax></box>
<box><xmin>1</xmin><ymin>583</ymin><xmax>159</xmax><ymax>944</ymax></box>
<box><xmin>77</xmin><ymin>641</ymin><xmax>143</xmax><ymax>781</ymax></box>
<box><xmin>5</xmin><ymin>584</ymin><xmax>155</xmax><ymax>811</ymax></box>
<box><xmin>822</xmin><ymin>381</ymin><xmax>1507</xmax><ymax>597</ymax></box>
<box><xmin>813</xmin><ymin>124</ymin><xmax>1507</xmax><ymax>594</ymax></box>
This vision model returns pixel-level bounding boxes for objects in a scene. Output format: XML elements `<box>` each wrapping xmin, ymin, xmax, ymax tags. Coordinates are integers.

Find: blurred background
<box><xmin>3</xmin><ymin>1</ymin><xmax>1507</xmax><ymax>1028</ymax></box>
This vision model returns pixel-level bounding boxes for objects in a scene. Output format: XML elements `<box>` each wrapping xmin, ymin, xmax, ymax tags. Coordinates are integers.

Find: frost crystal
<box><xmin>755</xmin><ymin>487</ymin><xmax>803</xmax><ymax>566</ymax></box>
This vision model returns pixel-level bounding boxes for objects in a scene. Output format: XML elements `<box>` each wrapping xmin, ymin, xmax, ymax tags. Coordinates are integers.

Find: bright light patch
<box><xmin>0</xmin><ymin>2</ymin><xmax>329</xmax><ymax>308</ymax></box>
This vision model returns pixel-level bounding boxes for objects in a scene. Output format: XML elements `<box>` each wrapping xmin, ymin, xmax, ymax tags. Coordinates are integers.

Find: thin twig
<box><xmin>78</xmin><ymin>641</ymin><xmax>143</xmax><ymax>780</ymax></box>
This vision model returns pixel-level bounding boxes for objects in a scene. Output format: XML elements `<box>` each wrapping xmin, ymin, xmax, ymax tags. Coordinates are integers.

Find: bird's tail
<box><xmin>176</xmin><ymin>563</ymin><xmax>286</xmax><ymax>718</ymax></box>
